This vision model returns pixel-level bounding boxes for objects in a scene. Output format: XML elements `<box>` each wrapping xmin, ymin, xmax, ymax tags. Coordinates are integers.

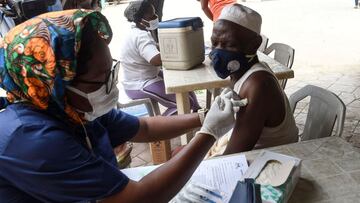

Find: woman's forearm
<box><xmin>137</xmin><ymin>133</ymin><xmax>215</xmax><ymax>202</ymax></box>
<box><xmin>103</xmin><ymin>133</ymin><xmax>215</xmax><ymax>203</ymax></box>
<box><xmin>131</xmin><ymin>113</ymin><xmax>202</xmax><ymax>142</ymax></box>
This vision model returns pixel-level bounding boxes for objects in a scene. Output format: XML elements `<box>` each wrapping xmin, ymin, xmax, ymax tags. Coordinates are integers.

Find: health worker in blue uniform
<box><xmin>0</xmin><ymin>9</ymin><xmax>240</xmax><ymax>203</ymax></box>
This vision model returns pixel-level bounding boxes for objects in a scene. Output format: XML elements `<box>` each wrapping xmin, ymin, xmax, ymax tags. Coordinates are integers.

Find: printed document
<box><xmin>122</xmin><ymin>154</ymin><xmax>248</xmax><ymax>202</ymax></box>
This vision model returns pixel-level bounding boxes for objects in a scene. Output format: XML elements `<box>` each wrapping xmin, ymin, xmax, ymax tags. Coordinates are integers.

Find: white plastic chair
<box><xmin>264</xmin><ymin>43</ymin><xmax>295</xmax><ymax>89</ymax></box>
<box><xmin>289</xmin><ymin>85</ymin><xmax>346</xmax><ymax>141</ymax></box>
<box><xmin>117</xmin><ymin>97</ymin><xmax>160</xmax><ymax>117</ymax></box>
<box><xmin>114</xmin><ymin>60</ymin><xmax>161</xmax><ymax>117</ymax></box>
<box><xmin>116</xmin><ymin>87</ymin><xmax>164</xmax><ymax>165</ymax></box>
<box><xmin>258</xmin><ymin>34</ymin><xmax>269</xmax><ymax>52</ymax></box>
<box><xmin>114</xmin><ymin>60</ymin><xmax>163</xmax><ymax>167</ymax></box>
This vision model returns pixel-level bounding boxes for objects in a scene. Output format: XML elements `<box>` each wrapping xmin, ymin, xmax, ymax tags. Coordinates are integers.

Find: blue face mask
<box><xmin>209</xmin><ymin>49</ymin><xmax>257</xmax><ymax>79</ymax></box>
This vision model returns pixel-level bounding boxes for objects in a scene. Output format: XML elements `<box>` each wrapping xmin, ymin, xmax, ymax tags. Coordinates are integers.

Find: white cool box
<box><xmin>158</xmin><ymin>17</ymin><xmax>205</xmax><ymax>70</ymax></box>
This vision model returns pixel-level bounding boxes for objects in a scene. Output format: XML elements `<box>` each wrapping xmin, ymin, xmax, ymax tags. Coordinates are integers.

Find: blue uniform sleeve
<box><xmin>98</xmin><ymin>109</ymin><xmax>140</xmax><ymax>147</ymax></box>
<box><xmin>1</xmin><ymin>123</ymin><xmax>129</xmax><ymax>202</ymax></box>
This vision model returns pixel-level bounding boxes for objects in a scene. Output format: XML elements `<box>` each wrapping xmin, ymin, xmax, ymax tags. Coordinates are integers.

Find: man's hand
<box><xmin>170</xmin><ymin>182</ymin><xmax>223</xmax><ymax>203</ymax></box>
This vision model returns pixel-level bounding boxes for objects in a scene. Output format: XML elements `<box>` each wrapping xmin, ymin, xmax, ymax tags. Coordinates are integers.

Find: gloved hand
<box><xmin>170</xmin><ymin>182</ymin><xmax>223</xmax><ymax>203</ymax></box>
<box><xmin>219</xmin><ymin>88</ymin><xmax>237</xmax><ymax>99</ymax></box>
<box><xmin>196</xmin><ymin>88</ymin><xmax>242</xmax><ymax>139</ymax></box>
<box><xmin>219</xmin><ymin>88</ymin><xmax>248</xmax><ymax>113</ymax></box>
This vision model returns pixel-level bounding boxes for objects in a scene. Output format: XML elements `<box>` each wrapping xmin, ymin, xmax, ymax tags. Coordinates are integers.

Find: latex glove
<box><xmin>170</xmin><ymin>182</ymin><xmax>223</xmax><ymax>203</ymax></box>
<box><xmin>197</xmin><ymin>94</ymin><xmax>240</xmax><ymax>139</ymax></box>
<box><xmin>219</xmin><ymin>88</ymin><xmax>237</xmax><ymax>99</ymax></box>
<box><xmin>218</xmin><ymin>88</ymin><xmax>248</xmax><ymax>113</ymax></box>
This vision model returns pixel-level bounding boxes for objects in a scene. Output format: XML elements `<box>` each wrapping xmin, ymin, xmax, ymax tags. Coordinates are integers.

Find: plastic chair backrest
<box><xmin>289</xmin><ymin>85</ymin><xmax>346</xmax><ymax>141</ymax></box>
<box><xmin>117</xmin><ymin>98</ymin><xmax>160</xmax><ymax>117</ymax></box>
<box><xmin>115</xmin><ymin>60</ymin><xmax>160</xmax><ymax>116</ymax></box>
<box><xmin>264</xmin><ymin>43</ymin><xmax>295</xmax><ymax>69</ymax></box>
<box><xmin>117</xmin><ymin>85</ymin><xmax>160</xmax><ymax>116</ymax></box>
<box><xmin>264</xmin><ymin>43</ymin><xmax>295</xmax><ymax>89</ymax></box>
<box><xmin>258</xmin><ymin>34</ymin><xmax>269</xmax><ymax>52</ymax></box>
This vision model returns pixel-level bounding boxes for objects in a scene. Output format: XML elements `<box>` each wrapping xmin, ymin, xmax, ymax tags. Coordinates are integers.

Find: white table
<box><xmin>163</xmin><ymin>52</ymin><xmax>295</xmax><ymax>145</ymax></box>
<box><xmin>126</xmin><ymin>137</ymin><xmax>360</xmax><ymax>202</ymax></box>
<box><xmin>242</xmin><ymin>136</ymin><xmax>360</xmax><ymax>203</ymax></box>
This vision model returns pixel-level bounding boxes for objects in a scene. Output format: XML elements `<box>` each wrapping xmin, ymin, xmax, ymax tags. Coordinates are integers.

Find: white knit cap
<box><xmin>218</xmin><ymin>4</ymin><xmax>262</xmax><ymax>35</ymax></box>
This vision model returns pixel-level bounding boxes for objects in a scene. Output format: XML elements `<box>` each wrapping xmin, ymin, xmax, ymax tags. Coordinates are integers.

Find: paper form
<box><xmin>190</xmin><ymin>154</ymin><xmax>248</xmax><ymax>202</ymax></box>
<box><xmin>122</xmin><ymin>165</ymin><xmax>160</xmax><ymax>181</ymax></box>
<box><xmin>121</xmin><ymin>154</ymin><xmax>248</xmax><ymax>203</ymax></box>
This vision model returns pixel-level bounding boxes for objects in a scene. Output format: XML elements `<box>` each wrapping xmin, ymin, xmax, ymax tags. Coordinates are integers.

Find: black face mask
<box><xmin>210</xmin><ymin>49</ymin><xmax>257</xmax><ymax>79</ymax></box>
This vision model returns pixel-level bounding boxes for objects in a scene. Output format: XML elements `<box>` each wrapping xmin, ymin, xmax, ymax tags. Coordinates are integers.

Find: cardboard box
<box><xmin>241</xmin><ymin>151</ymin><xmax>301</xmax><ymax>203</ymax></box>
<box><xmin>149</xmin><ymin>140</ymin><xmax>171</xmax><ymax>164</ymax></box>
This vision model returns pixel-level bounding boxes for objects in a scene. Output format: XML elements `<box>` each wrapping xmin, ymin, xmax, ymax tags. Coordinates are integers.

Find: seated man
<box><xmin>0</xmin><ymin>9</ymin><xmax>238</xmax><ymax>202</ymax></box>
<box><xmin>207</xmin><ymin>4</ymin><xmax>298</xmax><ymax>157</ymax></box>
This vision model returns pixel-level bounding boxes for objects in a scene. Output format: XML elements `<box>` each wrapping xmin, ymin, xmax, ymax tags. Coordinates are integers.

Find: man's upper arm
<box><xmin>224</xmin><ymin>80</ymin><xmax>270</xmax><ymax>154</ymax></box>
<box><xmin>1</xmin><ymin>123</ymin><xmax>130</xmax><ymax>202</ymax></box>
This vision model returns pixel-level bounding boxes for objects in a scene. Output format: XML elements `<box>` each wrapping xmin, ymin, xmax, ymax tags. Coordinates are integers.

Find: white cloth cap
<box><xmin>218</xmin><ymin>4</ymin><xmax>262</xmax><ymax>35</ymax></box>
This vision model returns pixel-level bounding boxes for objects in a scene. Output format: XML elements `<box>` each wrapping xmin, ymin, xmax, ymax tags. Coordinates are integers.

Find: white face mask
<box><xmin>66</xmin><ymin>84</ymin><xmax>119</xmax><ymax>121</ymax></box>
<box><xmin>143</xmin><ymin>17</ymin><xmax>159</xmax><ymax>30</ymax></box>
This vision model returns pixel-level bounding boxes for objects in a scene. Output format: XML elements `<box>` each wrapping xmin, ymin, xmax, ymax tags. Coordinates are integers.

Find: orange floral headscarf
<box><xmin>0</xmin><ymin>9</ymin><xmax>112</xmax><ymax>123</ymax></box>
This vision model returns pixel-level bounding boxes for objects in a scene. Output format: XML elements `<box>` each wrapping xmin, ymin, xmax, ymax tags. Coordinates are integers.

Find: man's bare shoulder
<box><xmin>238</xmin><ymin>70</ymin><xmax>280</xmax><ymax>99</ymax></box>
<box><xmin>235</xmin><ymin>69</ymin><xmax>286</xmax><ymax>129</ymax></box>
